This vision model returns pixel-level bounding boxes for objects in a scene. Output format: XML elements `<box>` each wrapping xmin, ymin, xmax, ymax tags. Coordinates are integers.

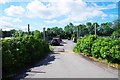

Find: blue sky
<box><xmin>0</xmin><ymin>0</ymin><xmax>119</xmax><ymax>31</ymax></box>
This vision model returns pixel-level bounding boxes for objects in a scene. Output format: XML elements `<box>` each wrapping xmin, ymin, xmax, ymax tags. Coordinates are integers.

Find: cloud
<box><xmin>13</xmin><ymin>18</ymin><xmax>22</xmax><ymax>23</ymax></box>
<box><xmin>26</xmin><ymin>0</ymin><xmax>87</xmax><ymax>19</ymax></box>
<box><xmin>1</xmin><ymin>0</ymin><xmax>117</xmax><ymax>31</ymax></box>
<box><xmin>0</xmin><ymin>0</ymin><xmax>11</xmax><ymax>4</ymax></box>
<box><xmin>26</xmin><ymin>0</ymin><xmax>54</xmax><ymax>19</ymax></box>
<box><xmin>92</xmin><ymin>2</ymin><xmax>117</xmax><ymax>10</ymax></box>
<box><xmin>4</xmin><ymin>5</ymin><xmax>25</xmax><ymax>17</ymax></box>
<box><xmin>0</xmin><ymin>16</ymin><xmax>12</xmax><ymax>21</ymax></box>
<box><xmin>0</xmin><ymin>20</ymin><xmax>14</xmax><ymax>31</ymax></box>
<box><xmin>18</xmin><ymin>25</ymin><xmax>38</xmax><ymax>32</ymax></box>
<box><xmin>27</xmin><ymin>0</ymin><xmax>108</xmax><ymax>24</ymax></box>
<box><xmin>0</xmin><ymin>20</ymin><xmax>31</xmax><ymax>31</ymax></box>
<box><xmin>109</xmin><ymin>14</ymin><xmax>118</xmax><ymax>18</ymax></box>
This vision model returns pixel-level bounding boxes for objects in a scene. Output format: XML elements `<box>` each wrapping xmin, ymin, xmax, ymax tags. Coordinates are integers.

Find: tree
<box><xmin>33</xmin><ymin>30</ymin><xmax>42</xmax><ymax>39</ymax></box>
<box><xmin>13</xmin><ymin>30</ymin><xmax>24</xmax><ymax>37</ymax></box>
<box><xmin>46</xmin><ymin>27</ymin><xmax>65</xmax><ymax>39</ymax></box>
<box><xmin>86</xmin><ymin>22</ymin><xmax>94</xmax><ymax>34</ymax></box>
<box><xmin>100</xmin><ymin>22</ymin><xmax>113</xmax><ymax>36</ymax></box>
<box><xmin>10</xmin><ymin>29</ymin><xmax>16</xmax><ymax>36</ymax></box>
<box><xmin>64</xmin><ymin>23</ymin><xmax>75</xmax><ymax>39</ymax></box>
<box><xmin>112</xmin><ymin>29</ymin><xmax>120</xmax><ymax>38</ymax></box>
<box><xmin>112</xmin><ymin>19</ymin><xmax>120</xmax><ymax>30</ymax></box>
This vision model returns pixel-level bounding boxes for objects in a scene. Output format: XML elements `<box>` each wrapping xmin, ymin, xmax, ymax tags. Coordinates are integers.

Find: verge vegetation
<box><xmin>73</xmin><ymin>35</ymin><xmax>120</xmax><ymax>68</ymax></box>
<box><xmin>1</xmin><ymin>30</ymin><xmax>50</xmax><ymax>78</ymax></box>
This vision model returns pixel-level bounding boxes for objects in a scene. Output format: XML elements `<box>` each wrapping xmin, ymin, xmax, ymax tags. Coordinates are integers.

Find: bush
<box><xmin>112</xmin><ymin>29</ymin><xmax>120</xmax><ymax>38</ymax></box>
<box><xmin>73</xmin><ymin>35</ymin><xmax>96</xmax><ymax>56</ymax></box>
<box><xmin>73</xmin><ymin>35</ymin><xmax>120</xmax><ymax>64</ymax></box>
<box><xmin>2</xmin><ymin>32</ymin><xmax>50</xmax><ymax>78</ymax></box>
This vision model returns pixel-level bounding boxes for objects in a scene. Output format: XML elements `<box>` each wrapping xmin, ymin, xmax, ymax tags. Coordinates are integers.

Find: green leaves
<box><xmin>73</xmin><ymin>35</ymin><xmax>120</xmax><ymax>64</ymax></box>
<box><xmin>73</xmin><ymin>35</ymin><xmax>96</xmax><ymax>56</ymax></box>
<box><xmin>2</xmin><ymin>33</ymin><xmax>50</xmax><ymax>78</ymax></box>
<box><xmin>33</xmin><ymin>30</ymin><xmax>42</xmax><ymax>39</ymax></box>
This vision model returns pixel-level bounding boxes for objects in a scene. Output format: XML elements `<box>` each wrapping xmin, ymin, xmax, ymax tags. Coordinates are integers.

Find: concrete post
<box><xmin>95</xmin><ymin>23</ymin><xmax>97</xmax><ymax>37</ymax></box>
<box><xmin>0</xmin><ymin>29</ymin><xmax>2</xmax><ymax>38</ymax></box>
<box><xmin>77</xmin><ymin>25</ymin><xmax>80</xmax><ymax>39</ymax></box>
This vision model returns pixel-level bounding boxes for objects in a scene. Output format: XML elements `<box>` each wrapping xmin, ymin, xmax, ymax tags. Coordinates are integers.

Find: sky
<box><xmin>0</xmin><ymin>0</ymin><xmax>119</xmax><ymax>31</ymax></box>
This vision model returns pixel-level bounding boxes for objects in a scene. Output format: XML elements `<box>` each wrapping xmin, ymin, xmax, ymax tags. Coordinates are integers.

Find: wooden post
<box><xmin>28</xmin><ymin>24</ymin><xmax>30</xmax><ymax>33</ymax></box>
<box><xmin>43</xmin><ymin>28</ymin><xmax>46</xmax><ymax>41</ymax></box>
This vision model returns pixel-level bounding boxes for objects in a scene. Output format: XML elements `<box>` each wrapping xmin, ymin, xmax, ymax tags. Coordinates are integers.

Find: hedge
<box><xmin>2</xmin><ymin>35</ymin><xmax>50</xmax><ymax>78</ymax></box>
<box><xmin>73</xmin><ymin>35</ymin><xmax>120</xmax><ymax>64</ymax></box>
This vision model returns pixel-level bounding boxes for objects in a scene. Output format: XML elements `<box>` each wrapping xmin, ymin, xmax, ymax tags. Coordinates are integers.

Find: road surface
<box><xmin>18</xmin><ymin>40</ymin><xmax>118</xmax><ymax>79</ymax></box>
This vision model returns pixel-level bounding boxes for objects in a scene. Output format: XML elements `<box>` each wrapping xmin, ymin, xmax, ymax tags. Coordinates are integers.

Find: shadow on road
<box><xmin>34</xmin><ymin>53</ymin><xmax>56</xmax><ymax>67</ymax></box>
<box><xmin>52</xmin><ymin>44</ymin><xmax>64</xmax><ymax>46</ymax></box>
<box><xmin>14</xmin><ymin>52</ymin><xmax>58</xmax><ymax>80</ymax></box>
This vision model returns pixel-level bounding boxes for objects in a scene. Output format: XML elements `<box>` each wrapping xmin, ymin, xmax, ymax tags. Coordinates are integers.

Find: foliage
<box><xmin>2</xmin><ymin>19</ymin><xmax>119</xmax><ymax>40</ymax></box>
<box><xmin>99</xmin><ymin>22</ymin><xmax>114</xmax><ymax>36</ymax></box>
<box><xmin>64</xmin><ymin>23</ymin><xmax>75</xmax><ymax>39</ymax></box>
<box><xmin>2</xmin><ymin>31</ymin><xmax>50</xmax><ymax>78</ymax></box>
<box><xmin>112</xmin><ymin>29</ymin><xmax>120</xmax><ymax>38</ymax></box>
<box><xmin>86</xmin><ymin>22</ymin><xmax>94</xmax><ymax>34</ymax></box>
<box><xmin>33</xmin><ymin>30</ymin><xmax>42</xmax><ymax>39</ymax></box>
<box><xmin>73</xmin><ymin>35</ymin><xmax>120</xmax><ymax>64</ymax></box>
<box><xmin>47</xmin><ymin>27</ymin><xmax>65</xmax><ymax>39</ymax></box>
<box><xmin>73</xmin><ymin>35</ymin><xmax>96</xmax><ymax>55</ymax></box>
<box><xmin>112</xmin><ymin>19</ymin><xmax>120</xmax><ymax>30</ymax></box>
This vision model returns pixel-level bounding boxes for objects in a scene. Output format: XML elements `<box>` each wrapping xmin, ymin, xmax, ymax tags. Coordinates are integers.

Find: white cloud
<box><xmin>0</xmin><ymin>16</ymin><xmax>12</xmax><ymax>21</ymax></box>
<box><xmin>13</xmin><ymin>18</ymin><xmax>22</xmax><ymax>23</ymax></box>
<box><xmin>26</xmin><ymin>0</ymin><xmax>54</xmax><ymax>19</ymax></box>
<box><xmin>0</xmin><ymin>20</ymin><xmax>14</xmax><ymax>31</ymax></box>
<box><xmin>4</xmin><ymin>5</ymin><xmax>25</xmax><ymax>17</ymax></box>
<box><xmin>0</xmin><ymin>0</ymin><xmax>11</xmax><ymax>4</ymax></box>
<box><xmin>91</xmin><ymin>2</ymin><xmax>117</xmax><ymax>11</ymax></box>
<box><xmin>18</xmin><ymin>25</ymin><xmax>38</xmax><ymax>32</ymax></box>
<box><xmin>1</xmin><ymin>0</ymin><xmax>117</xmax><ymax>31</ymax></box>
<box><xmin>26</xmin><ymin>0</ymin><xmax>87</xmax><ymax>19</ymax></box>
<box><xmin>0</xmin><ymin>20</ymin><xmax>32</xmax><ymax>31</ymax></box>
<box><xmin>27</xmin><ymin>0</ymin><xmax>108</xmax><ymax>24</ymax></box>
<box><xmin>109</xmin><ymin>14</ymin><xmax>118</xmax><ymax>18</ymax></box>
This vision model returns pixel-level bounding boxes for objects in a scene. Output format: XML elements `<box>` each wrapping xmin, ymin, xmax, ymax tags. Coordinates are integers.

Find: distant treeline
<box><xmin>1</xmin><ymin>19</ymin><xmax>120</xmax><ymax>39</ymax></box>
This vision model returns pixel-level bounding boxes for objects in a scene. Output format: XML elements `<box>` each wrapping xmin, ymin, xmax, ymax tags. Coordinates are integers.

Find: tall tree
<box><xmin>86</xmin><ymin>22</ymin><xmax>94</xmax><ymax>34</ymax></box>
<box><xmin>100</xmin><ymin>22</ymin><xmax>113</xmax><ymax>36</ymax></box>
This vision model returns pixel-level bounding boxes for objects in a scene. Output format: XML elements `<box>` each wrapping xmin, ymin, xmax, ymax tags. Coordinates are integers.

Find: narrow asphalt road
<box><xmin>18</xmin><ymin>40</ymin><xmax>118</xmax><ymax>79</ymax></box>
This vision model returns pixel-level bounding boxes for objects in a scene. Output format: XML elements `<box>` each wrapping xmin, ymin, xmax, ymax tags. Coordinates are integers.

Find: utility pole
<box><xmin>118</xmin><ymin>1</ymin><xmax>120</xmax><ymax>19</ymax></box>
<box><xmin>77</xmin><ymin>25</ymin><xmax>81</xmax><ymax>39</ymax></box>
<box><xmin>0</xmin><ymin>29</ymin><xmax>2</xmax><ymax>80</ymax></box>
<box><xmin>0</xmin><ymin>29</ymin><xmax>2</xmax><ymax>38</ymax></box>
<box><xmin>77</xmin><ymin>26</ymin><xmax>80</xmax><ymax>39</ymax></box>
<box><xmin>94</xmin><ymin>23</ymin><xmax>97</xmax><ymax>37</ymax></box>
<box><xmin>28</xmin><ymin>24</ymin><xmax>30</xmax><ymax>34</ymax></box>
<box><xmin>43</xmin><ymin>27</ymin><xmax>46</xmax><ymax>41</ymax></box>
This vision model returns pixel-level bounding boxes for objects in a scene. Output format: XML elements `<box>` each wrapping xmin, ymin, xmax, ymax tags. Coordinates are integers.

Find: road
<box><xmin>18</xmin><ymin>40</ymin><xmax>118</xmax><ymax>79</ymax></box>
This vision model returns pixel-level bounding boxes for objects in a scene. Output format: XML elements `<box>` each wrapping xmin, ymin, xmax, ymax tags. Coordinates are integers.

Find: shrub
<box><xmin>2</xmin><ymin>33</ymin><xmax>50</xmax><ymax>78</ymax></box>
<box><xmin>74</xmin><ymin>35</ymin><xmax>120</xmax><ymax>64</ymax></box>
<box><xmin>73</xmin><ymin>35</ymin><xmax>96</xmax><ymax>56</ymax></box>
